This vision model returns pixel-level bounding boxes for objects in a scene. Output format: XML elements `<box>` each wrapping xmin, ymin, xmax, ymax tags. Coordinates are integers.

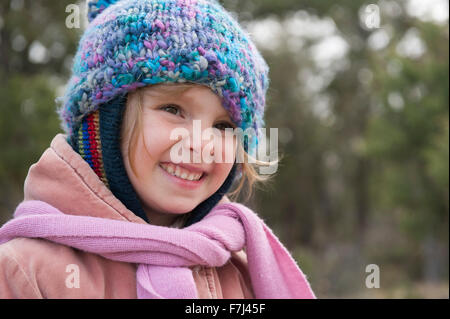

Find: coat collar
<box><xmin>23</xmin><ymin>133</ymin><xmax>148</xmax><ymax>224</ymax></box>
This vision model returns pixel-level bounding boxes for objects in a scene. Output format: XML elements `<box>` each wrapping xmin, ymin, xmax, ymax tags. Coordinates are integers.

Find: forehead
<box><xmin>141</xmin><ymin>83</ymin><xmax>208</xmax><ymax>98</ymax></box>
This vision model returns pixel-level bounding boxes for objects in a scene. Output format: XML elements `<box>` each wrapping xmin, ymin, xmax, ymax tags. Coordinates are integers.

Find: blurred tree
<box><xmin>0</xmin><ymin>0</ymin><xmax>81</xmax><ymax>223</ymax></box>
<box><xmin>366</xmin><ymin>19</ymin><xmax>449</xmax><ymax>283</ymax></box>
<box><xmin>222</xmin><ymin>0</ymin><xmax>449</xmax><ymax>295</ymax></box>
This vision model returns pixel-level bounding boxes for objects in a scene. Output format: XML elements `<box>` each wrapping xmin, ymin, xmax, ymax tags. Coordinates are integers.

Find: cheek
<box><xmin>208</xmin><ymin>136</ymin><xmax>236</xmax><ymax>184</ymax></box>
<box><xmin>209</xmin><ymin>162</ymin><xmax>234</xmax><ymax>189</ymax></box>
<box><xmin>140</xmin><ymin>116</ymin><xmax>175</xmax><ymax>161</ymax></box>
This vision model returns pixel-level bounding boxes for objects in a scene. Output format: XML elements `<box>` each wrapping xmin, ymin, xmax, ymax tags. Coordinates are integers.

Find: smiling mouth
<box><xmin>159</xmin><ymin>162</ymin><xmax>205</xmax><ymax>181</ymax></box>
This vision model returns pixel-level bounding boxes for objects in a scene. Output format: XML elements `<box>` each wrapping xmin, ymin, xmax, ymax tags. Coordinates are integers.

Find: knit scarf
<box><xmin>0</xmin><ymin>200</ymin><xmax>316</xmax><ymax>299</ymax></box>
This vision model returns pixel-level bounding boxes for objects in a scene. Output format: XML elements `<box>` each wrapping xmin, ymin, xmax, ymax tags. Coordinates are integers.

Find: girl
<box><xmin>0</xmin><ymin>0</ymin><xmax>315</xmax><ymax>299</ymax></box>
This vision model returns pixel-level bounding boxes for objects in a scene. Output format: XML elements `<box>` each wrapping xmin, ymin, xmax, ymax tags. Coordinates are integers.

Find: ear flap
<box><xmin>87</xmin><ymin>0</ymin><xmax>121</xmax><ymax>23</ymax></box>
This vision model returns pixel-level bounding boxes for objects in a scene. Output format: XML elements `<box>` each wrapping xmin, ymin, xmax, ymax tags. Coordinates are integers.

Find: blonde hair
<box><xmin>120</xmin><ymin>82</ymin><xmax>279</xmax><ymax>203</ymax></box>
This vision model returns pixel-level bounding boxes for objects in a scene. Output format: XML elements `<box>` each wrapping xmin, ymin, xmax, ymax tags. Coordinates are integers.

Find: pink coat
<box><xmin>0</xmin><ymin>134</ymin><xmax>254</xmax><ymax>298</ymax></box>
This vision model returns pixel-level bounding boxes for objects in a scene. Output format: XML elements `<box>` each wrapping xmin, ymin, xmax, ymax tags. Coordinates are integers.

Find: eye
<box><xmin>160</xmin><ymin>104</ymin><xmax>182</xmax><ymax>116</ymax></box>
<box><xmin>214</xmin><ymin>121</ymin><xmax>235</xmax><ymax>131</ymax></box>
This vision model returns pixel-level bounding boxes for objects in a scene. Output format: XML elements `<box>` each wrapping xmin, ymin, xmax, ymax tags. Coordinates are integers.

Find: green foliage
<box><xmin>365</xmin><ymin>20</ymin><xmax>449</xmax><ymax>243</ymax></box>
<box><xmin>0</xmin><ymin>72</ymin><xmax>60</xmax><ymax>186</ymax></box>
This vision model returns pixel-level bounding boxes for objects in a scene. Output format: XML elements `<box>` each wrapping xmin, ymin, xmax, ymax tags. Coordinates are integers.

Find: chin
<box><xmin>159</xmin><ymin>199</ymin><xmax>201</xmax><ymax>214</ymax></box>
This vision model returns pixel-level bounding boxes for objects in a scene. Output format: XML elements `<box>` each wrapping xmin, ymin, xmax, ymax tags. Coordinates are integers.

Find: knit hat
<box><xmin>56</xmin><ymin>0</ymin><xmax>270</xmax><ymax>226</ymax></box>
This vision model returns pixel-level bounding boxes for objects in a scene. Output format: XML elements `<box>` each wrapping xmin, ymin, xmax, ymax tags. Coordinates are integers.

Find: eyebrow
<box><xmin>141</xmin><ymin>87</ymin><xmax>189</xmax><ymax>99</ymax></box>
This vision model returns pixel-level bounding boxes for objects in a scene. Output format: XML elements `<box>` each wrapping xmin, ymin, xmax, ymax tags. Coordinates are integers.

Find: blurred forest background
<box><xmin>0</xmin><ymin>0</ymin><xmax>448</xmax><ymax>298</ymax></box>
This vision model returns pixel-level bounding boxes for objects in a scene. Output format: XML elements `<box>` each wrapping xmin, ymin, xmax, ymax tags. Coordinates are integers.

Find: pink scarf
<box><xmin>0</xmin><ymin>200</ymin><xmax>316</xmax><ymax>299</ymax></box>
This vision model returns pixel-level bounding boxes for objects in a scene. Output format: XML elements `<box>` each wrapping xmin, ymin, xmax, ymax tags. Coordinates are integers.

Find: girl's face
<box><xmin>121</xmin><ymin>85</ymin><xmax>237</xmax><ymax>226</ymax></box>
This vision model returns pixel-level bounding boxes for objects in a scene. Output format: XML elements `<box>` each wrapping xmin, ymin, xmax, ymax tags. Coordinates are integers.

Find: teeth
<box><xmin>160</xmin><ymin>163</ymin><xmax>203</xmax><ymax>181</ymax></box>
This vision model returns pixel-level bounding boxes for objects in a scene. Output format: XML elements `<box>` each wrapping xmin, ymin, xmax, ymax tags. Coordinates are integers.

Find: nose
<box><xmin>181</xmin><ymin>120</ymin><xmax>215</xmax><ymax>162</ymax></box>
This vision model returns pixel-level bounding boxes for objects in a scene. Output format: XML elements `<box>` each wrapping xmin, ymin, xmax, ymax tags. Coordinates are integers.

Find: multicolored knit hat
<box><xmin>56</xmin><ymin>0</ymin><xmax>270</xmax><ymax>226</ymax></box>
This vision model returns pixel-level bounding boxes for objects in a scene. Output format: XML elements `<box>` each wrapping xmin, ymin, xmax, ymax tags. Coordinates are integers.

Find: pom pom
<box><xmin>87</xmin><ymin>0</ymin><xmax>120</xmax><ymax>23</ymax></box>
